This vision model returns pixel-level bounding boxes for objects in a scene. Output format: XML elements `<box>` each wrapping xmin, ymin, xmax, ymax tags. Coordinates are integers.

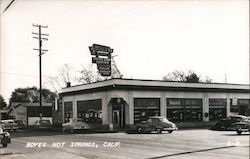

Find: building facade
<box><xmin>9</xmin><ymin>102</ymin><xmax>53</xmax><ymax>126</ymax></box>
<box><xmin>60</xmin><ymin>79</ymin><xmax>250</xmax><ymax>129</ymax></box>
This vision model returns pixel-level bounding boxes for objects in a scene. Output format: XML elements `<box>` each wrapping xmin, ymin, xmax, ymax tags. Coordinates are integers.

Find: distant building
<box><xmin>0</xmin><ymin>109</ymin><xmax>9</xmax><ymax>120</ymax></box>
<box><xmin>8</xmin><ymin>102</ymin><xmax>53</xmax><ymax>126</ymax></box>
<box><xmin>60</xmin><ymin>78</ymin><xmax>250</xmax><ymax>129</ymax></box>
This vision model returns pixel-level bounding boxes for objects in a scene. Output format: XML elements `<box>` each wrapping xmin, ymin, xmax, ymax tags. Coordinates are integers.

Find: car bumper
<box><xmin>237</xmin><ymin>128</ymin><xmax>249</xmax><ymax>132</ymax></box>
<box><xmin>163</xmin><ymin>127</ymin><xmax>178</xmax><ymax>131</ymax></box>
<box><xmin>73</xmin><ymin>127</ymin><xmax>90</xmax><ymax>130</ymax></box>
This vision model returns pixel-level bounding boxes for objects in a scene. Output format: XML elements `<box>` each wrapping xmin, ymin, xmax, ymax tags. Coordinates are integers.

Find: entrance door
<box><xmin>112</xmin><ymin>105</ymin><xmax>125</xmax><ymax>128</ymax></box>
<box><xmin>110</xmin><ymin>98</ymin><xmax>126</xmax><ymax>128</ymax></box>
<box><xmin>113</xmin><ymin>110</ymin><xmax>120</xmax><ymax>128</ymax></box>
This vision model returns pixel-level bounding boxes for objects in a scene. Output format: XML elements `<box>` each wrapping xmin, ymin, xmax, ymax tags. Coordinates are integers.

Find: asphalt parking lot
<box><xmin>0</xmin><ymin>129</ymin><xmax>249</xmax><ymax>159</ymax></box>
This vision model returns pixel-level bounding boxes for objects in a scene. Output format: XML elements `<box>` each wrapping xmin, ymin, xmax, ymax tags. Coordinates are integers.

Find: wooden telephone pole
<box><xmin>32</xmin><ymin>24</ymin><xmax>48</xmax><ymax>119</ymax></box>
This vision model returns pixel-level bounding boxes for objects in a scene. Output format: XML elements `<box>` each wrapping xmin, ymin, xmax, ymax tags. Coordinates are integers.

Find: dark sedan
<box><xmin>214</xmin><ymin>115</ymin><xmax>247</xmax><ymax>130</ymax></box>
<box><xmin>136</xmin><ymin>116</ymin><xmax>178</xmax><ymax>134</ymax></box>
<box><xmin>232</xmin><ymin>117</ymin><xmax>250</xmax><ymax>135</ymax></box>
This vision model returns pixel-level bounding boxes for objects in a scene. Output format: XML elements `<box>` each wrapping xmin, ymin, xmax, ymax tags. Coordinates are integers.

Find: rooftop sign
<box><xmin>89</xmin><ymin>44</ymin><xmax>113</xmax><ymax>76</ymax></box>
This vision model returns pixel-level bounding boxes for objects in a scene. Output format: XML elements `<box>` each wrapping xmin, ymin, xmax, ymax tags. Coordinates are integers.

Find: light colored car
<box><xmin>62</xmin><ymin>118</ymin><xmax>90</xmax><ymax>133</ymax></box>
<box><xmin>0</xmin><ymin>124</ymin><xmax>11</xmax><ymax>147</ymax></box>
<box><xmin>34</xmin><ymin>120</ymin><xmax>52</xmax><ymax>129</ymax></box>
<box><xmin>136</xmin><ymin>116</ymin><xmax>178</xmax><ymax>134</ymax></box>
<box><xmin>0</xmin><ymin>120</ymin><xmax>19</xmax><ymax>131</ymax></box>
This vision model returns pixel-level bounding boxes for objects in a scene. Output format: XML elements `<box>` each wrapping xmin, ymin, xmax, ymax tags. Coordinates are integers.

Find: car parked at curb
<box><xmin>213</xmin><ymin>115</ymin><xmax>248</xmax><ymax>130</ymax></box>
<box><xmin>0</xmin><ymin>119</ymin><xmax>19</xmax><ymax>131</ymax></box>
<box><xmin>15</xmin><ymin>120</ymin><xmax>26</xmax><ymax>129</ymax></box>
<box><xmin>34</xmin><ymin>119</ymin><xmax>52</xmax><ymax>130</ymax></box>
<box><xmin>62</xmin><ymin>118</ymin><xmax>90</xmax><ymax>133</ymax></box>
<box><xmin>136</xmin><ymin>116</ymin><xmax>178</xmax><ymax>134</ymax></box>
<box><xmin>232</xmin><ymin>117</ymin><xmax>250</xmax><ymax>135</ymax></box>
<box><xmin>0</xmin><ymin>125</ymin><xmax>11</xmax><ymax>147</ymax></box>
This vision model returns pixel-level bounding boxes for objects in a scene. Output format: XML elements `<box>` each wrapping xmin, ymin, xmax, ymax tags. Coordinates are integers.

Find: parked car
<box><xmin>214</xmin><ymin>115</ymin><xmax>248</xmax><ymax>130</ymax></box>
<box><xmin>232</xmin><ymin>117</ymin><xmax>250</xmax><ymax>135</ymax></box>
<box><xmin>0</xmin><ymin>119</ymin><xmax>19</xmax><ymax>131</ymax></box>
<box><xmin>34</xmin><ymin>120</ymin><xmax>52</xmax><ymax>129</ymax></box>
<box><xmin>15</xmin><ymin>120</ymin><xmax>26</xmax><ymax>129</ymax></box>
<box><xmin>62</xmin><ymin>118</ymin><xmax>90</xmax><ymax>133</ymax></box>
<box><xmin>0</xmin><ymin>125</ymin><xmax>11</xmax><ymax>147</ymax></box>
<box><xmin>136</xmin><ymin>116</ymin><xmax>178</xmax><ymax>134</ymax></box>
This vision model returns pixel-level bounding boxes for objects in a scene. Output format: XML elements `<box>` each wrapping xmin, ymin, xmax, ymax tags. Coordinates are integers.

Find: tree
<box><xmin>46</xmin><ymin>64</ymin><xmax>106</xmax><ymax>92</ymax></box>
<box><xmin>185</xmin><ymin>71</ymin><xmax>200</xmax><ymax>83</ymax></box>
<box><xmin>78</xmin><ymin>64</ymin><xmax>104</xmax><ymax>84</ymax></box>
<box><xmin>0</xmin><ymin>95</ymin><xmax>7</xmax><ymax>109</ymax></box>
<box><xmin>46</xmin><ymin>61</ymin><xmax>123</xmax><ymax>92</ymax></box>
<box><xmin>204</xmin><ymin>76</ymin><xmax>213</xmax><ymax>83</ymax></box>
<box><xmin>46</xmin><ymin>63</ymin><xmax>78</xmax><ymax>92</ymax></box>
<box><xmin>163</xmin><ymin>70</ymin><xmax>211</xmax><ymax>83</ymax></box>
<box><xmin>10</xmin><ymin>87</ymin><xmax>56</xmax><ymax>103</ymax></box>
<box><xmin>163</xmin><ymin>70</ymin><xmax>186</xmax><ymax>82</ymax></box>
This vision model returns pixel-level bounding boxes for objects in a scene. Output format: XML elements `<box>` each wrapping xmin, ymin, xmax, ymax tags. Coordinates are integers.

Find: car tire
<box><xmin>137</xmin><ymin>127</ymin><xmax>142</xmax><ymax>133</ymax></box>
<box><xmin>237</xmin><ymin>130</ymin><xmax>242</xmax><ymax>135</ymax></box>
<box><xmin>168</xmin><ymin>130</ymin><xmax>173</xmax><ymax>133</ymax></box>
<box><xmin>156</xmin><ymin>128</ymin><xmax>162</xmax><ymax>134</ymax></box>
<box><xmin>70</xmin><ymin>129</ymin><xmax>74</xmax><ymax>133</ymax></box>
<box><xmin>3</xmin><ymin>143</ymin><xmax>7</xmax><ymax>147</ymax></box>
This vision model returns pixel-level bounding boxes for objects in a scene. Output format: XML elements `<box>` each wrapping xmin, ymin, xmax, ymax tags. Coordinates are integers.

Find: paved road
<box><xmin>0</xmin><ymin>129</ymin><xmax>249</xmax><ymax>159</ymax></box>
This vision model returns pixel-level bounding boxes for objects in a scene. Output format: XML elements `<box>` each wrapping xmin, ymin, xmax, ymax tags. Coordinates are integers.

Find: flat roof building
<box><xmin>60</xmin><ymin>78</ymin><xmax>250</xmax><ymax>129</ymax></box>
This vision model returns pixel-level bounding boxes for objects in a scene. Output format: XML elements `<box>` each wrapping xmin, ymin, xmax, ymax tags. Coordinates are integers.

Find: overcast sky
<box><xmin>0</xmin><ymin>0</ymin><xmax>249</xmax><ymax>101</ymax></box>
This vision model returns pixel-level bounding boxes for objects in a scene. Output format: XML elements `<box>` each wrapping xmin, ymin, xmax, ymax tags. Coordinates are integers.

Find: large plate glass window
<box><xmin>167</xmin><ymin>98</ymin><xmax>202</xmax><ymax>122</ymax></box>
<box><xmin>238</xmin><ymin>99</ymin><xmax>250</xmax><ymax>116</ymax></box>
<box><xmin>64</xmin><ymin>101</ymin><xmax>73</xmax><ymax>122</ymax></box>
<box><xmin>134</xmin><ymin>98</ymin><xmax>160</xmax><ymax>124</ymax></box>
<box><xmin>77</xmin><ymin>99</ymin><xmax>102</xmax><ymax>125</ymax></box>
<box><xmin>209</xmin><ymin>99</ymin><xmax>226</xmax><ymax>120</ymax></box>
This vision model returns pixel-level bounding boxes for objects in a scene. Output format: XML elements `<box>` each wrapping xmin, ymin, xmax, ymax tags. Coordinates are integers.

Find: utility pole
<box><xmin>32</xmin><ymin>24</ymin><xmax>48</xmax><ymax>120</ymax></box>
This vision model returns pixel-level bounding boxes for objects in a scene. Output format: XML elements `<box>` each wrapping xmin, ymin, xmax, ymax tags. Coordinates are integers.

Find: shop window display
<box><xmin>167</xmin><ymin>98</ymin><xmax>202</xmax><ymax>122</ymax></box>
<box><xmin>77</xmin><ymin>99</ymin><xmax>102</xmax><ymax>124</ymax></box>
<box><xmin>134</xmin><ymin>98</ymin><xmax>160</xmax><ymax>123</ymax></box>
<box><xmin>209</xmin><ymin>99</ymin><xmax>226</xmax><ymax>120</ymax></box>
<box><xmin>64</xmin><ymin>101</ymin><xmax>73</xmax><ymax>122</ymax></box>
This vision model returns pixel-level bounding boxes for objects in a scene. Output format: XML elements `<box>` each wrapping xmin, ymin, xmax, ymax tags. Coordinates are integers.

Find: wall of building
<box><xmin>62</xmin><ymin>88</ymin><xmax>250</xmax><ymax>128</ymax></box>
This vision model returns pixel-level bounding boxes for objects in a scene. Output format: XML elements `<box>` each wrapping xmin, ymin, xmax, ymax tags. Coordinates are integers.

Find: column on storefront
<box><xmin>128</xmin><ymin>91</ymin><xmax>134</xmax><ymax>125</ymax></box>
<box><xmin>102</xmin><ymin>93</ymin><xmax>109</xmax><ymax>125</ymax></box>
<box><xmin>73</xmin><ymin>96</ymin><xmax>77</xmax><ymax>118</ymax></box>
<box><xmin>160</xmin><ymin>91</ymin><xmax>166</xmax><ymax>118</ymax></box>
<box><xmin>226</xmin><ymin>98</ymin><xmax>231</xmax><ymax>117</ymax></box>
<box><xmin>202</xmin><ymin>93</ymin><xmax>209</xmax><ymax>122</ymax></box>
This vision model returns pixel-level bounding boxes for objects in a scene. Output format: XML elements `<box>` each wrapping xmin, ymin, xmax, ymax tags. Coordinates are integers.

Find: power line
<box><xmin>2</xmin><ymin>0</ymin><xmax>16</xmax><ymax>14</ymax></box>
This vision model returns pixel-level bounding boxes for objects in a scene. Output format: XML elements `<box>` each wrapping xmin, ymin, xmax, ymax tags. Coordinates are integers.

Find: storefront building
<box><xmin>60</xmin><ymin>78</ymin><xmax>250</xmax><ymax>129</ymax></box>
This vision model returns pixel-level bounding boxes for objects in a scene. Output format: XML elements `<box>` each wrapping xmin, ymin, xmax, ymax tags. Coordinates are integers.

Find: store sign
<box><xmin>98</xmin><ymin>65</ymin><xmax>111</xmax><ymax>71</ymax></box>
<box><xmin>89</xmin><ymin>44</ymin><xmax>113</xmax><ymax>76</ymax></box>
<box><xmin>92</xmin><ymin>57</ymin><xmax>111</xmax><ymax>64</ymax></box>
<box><xmin>232</xmin><ymin>98</ymin><xmax>238</xmax><ymax>106</ymax></box>
<box><xmin>89</xmin><ymin>44</ymin><xmax>113</xmax><ymax>55</ymax></box>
